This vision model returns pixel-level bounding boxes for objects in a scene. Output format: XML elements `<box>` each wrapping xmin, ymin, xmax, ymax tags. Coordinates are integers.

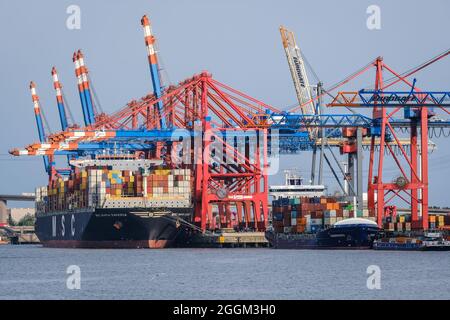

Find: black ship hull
<box><xmin>266</xmin><ymin>225</ymin><xmax>381</xmax><ymax>250</ymax></box>
<box><xmin>35</xmin><ymin>208</ymin><xmax>193</xmax><ymax>249</ymax></box>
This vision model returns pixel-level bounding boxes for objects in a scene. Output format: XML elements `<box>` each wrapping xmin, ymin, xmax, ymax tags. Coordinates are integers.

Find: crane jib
<box><xmin>292</xmin><ymin>56</ymin><xmax>306</xmax><ymax>88</ymax></box>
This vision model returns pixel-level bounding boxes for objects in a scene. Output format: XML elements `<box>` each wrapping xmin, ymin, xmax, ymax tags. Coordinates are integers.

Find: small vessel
<box><xmin>266</xmin><ymin>218</ymin><xmax>382</xmax><ymax>249</ymax></box>
<box><xmin>373</xmin><ymin>232</ymin><xmax>450</xmax><ymax>251</ymax></box>
<box><xmin>0</xmin><ymin>237</ymin><xmax>9</xmax><ymax>245</ymax></box>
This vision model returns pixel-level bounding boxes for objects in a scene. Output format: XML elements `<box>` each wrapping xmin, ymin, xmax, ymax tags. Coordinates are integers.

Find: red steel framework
<box><xmin>365</xmin><ymin>58</ymin><xmax>428</xmax><ymax>229</ymax></box>
<box><xmin>81</xmin><ymin>72</ymin><xmax>278</xmax><ymax>231</ymax></box>
<box><xmin>328</xmin><ymin>55</ymin><xmax>450</xmax><ymax>230</ymax></box>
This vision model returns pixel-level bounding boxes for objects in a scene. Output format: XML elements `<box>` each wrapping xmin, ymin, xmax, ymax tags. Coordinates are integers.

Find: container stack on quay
<box><xmin>383</xmin><ymin>214</ymin><xmax>449</xmax><ymax>232</ymax></box>
<box><xmin>35</xmin><ymin>168</ymin><xmax>192</xmax><ymax>213</ymax></box>
<box><xmin>271</xmin><ymin>196</ymin><xmax>376</xmax><ymax>234</ymax></box>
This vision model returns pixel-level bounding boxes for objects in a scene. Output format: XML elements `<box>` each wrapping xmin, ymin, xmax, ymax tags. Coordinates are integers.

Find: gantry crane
<box><xmin>328</xmin><ymin>51</ymin><xmax>450</xmax><ymax>230</ymax></box>
<box><xmin>10</xmin><ymin>15</ymin><xmax>450</xmax><ymax>232</ymax></box>
<box><xmin>10</xmin><ymin>15</ymin><xmax>272</xmax><ymax>233</ymax></box>
<box><xmin>279</xmin><ymin>26</ymin><xmax>366</xmax><ymax>209</ymax></box>
<box><xmin>279</xmin><ymin>26</ymin><xmax>316</xmax><ymax>117</ymax></box>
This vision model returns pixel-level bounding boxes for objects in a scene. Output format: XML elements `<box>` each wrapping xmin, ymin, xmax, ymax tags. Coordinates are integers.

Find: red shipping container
<box><xmin>411</xmin><ymin>220</ymin><xmax>423</xmax><ymax>230</ymax></box>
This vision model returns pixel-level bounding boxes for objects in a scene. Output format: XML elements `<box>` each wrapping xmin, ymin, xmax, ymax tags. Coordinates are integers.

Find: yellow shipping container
<box><xmin>155</xmin><ymin>169</ymin><xmax>170</xmax><ymax>176</ymax></box>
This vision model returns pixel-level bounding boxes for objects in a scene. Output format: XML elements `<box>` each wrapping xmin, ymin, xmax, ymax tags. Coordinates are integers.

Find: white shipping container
<box><xmin>325</xmin><ymin>210</ymin><xmax>336</xmax><ymax>217</ymax></box>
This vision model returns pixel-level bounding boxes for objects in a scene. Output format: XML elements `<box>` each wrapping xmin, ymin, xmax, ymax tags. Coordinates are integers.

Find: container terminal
<box><xmin>4</xmin><ymin>14</ymin><xmax>450</xmax><ymax>249</ymax></box>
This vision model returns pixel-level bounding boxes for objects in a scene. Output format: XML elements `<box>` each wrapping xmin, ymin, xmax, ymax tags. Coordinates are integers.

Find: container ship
<box><xmin>34</xmin><ymin>157</ymin><xmax>194</xmax><ymax>248</ymax></box>
<box><xmin>266</xmin><ymin>218</ymin><xmax>382</xmax><ymax>249</ymax></box>
<box><xmin>266</xmin><ymin>173</ymin><xmax>382</xmax><ymax>249</ymax></box>
<box><xmin>266</xmin><ymin>193</ymin><xmax>382</xmax><ymax>249</ymax></box>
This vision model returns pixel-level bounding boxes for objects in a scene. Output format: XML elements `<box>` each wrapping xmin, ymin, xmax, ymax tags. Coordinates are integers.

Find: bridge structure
<box><xmin>0</xmin><ymin>194</ymin><xmax>35</xmax><ymax>227</ymax></box>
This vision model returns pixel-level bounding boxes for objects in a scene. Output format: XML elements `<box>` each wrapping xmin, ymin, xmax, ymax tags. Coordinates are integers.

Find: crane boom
<box><xmin>51</xmin><ymin>67</ymin><xmax>69</xmax><ymax>131</ymax></box>
<box><xmin>29</xmin><ymin>81</ymin><xmax>50</xmax><ymax>173</ymax></box>
<box><xmin>280</xmin><ymin>26</ymin><xmax>316</xmax><ymax>116</ymax></box>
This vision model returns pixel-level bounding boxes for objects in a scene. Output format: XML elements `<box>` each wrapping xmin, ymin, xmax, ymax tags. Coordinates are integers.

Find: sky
<box><xmin>0</xmin><ymin>0</ymin><xmax>449</xmax><ymax>207</ymax></box>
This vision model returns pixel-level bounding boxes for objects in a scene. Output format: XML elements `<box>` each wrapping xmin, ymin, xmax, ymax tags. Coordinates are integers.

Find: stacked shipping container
<box><xmin>271</xmin><ymin>196</ymin><xmax>375</xmax><ymax>234</ymax></box>
<box><xmin>383</xmin><ymin>214</ymin><xmax>449</xmax><ymax>231</ymax></box>
<box><xmin>35</xmin><ymin>168</ymin><xmax>192</xmax><ymax>214</ymax></box>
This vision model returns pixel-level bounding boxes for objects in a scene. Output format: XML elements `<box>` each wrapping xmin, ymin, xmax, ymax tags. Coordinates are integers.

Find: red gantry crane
<box><xmin>328</xmin><ymin>51</ymin><xmax>450</xmax><ymax>230</ymax></box>
<box><xmin>10</xmin><ymin>15</ymin><xmax>278</xmax><ymax>232</ymax></box>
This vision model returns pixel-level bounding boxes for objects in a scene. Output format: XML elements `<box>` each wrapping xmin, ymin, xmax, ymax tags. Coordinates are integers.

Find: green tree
<box><xmin>17</xmin><ymin>214</ymin><xmax>35</xmax><ymax>226</ymax></box>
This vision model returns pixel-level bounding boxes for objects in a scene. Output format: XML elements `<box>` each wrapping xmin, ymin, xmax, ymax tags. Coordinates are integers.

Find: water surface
<box><xmin>0</xmin><ymin>245</ymin><xmax>448</xmax><ymax>299</ymax></box>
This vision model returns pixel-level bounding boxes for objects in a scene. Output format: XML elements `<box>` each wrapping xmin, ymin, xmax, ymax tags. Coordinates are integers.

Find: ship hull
<box><xmin>35</xmin><ymin>208</ymin><xmax>192</xmax><ymax>249</ymax></box>
<box><xmin>266</xmin><ymin>225</ymin><xmax>381</xmax><ymax>250</ymax></box>
<box><xmin>373</xmin><ymin>241</ymin><xmax>450</xmax><ymax>251</ymax></box>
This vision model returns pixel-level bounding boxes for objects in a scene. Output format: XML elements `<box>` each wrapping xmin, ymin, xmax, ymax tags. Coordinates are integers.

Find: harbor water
<box><xmin>0</xmin><ymin>245</ymin><xmax>449</xmax><ymax>300</ymax></box>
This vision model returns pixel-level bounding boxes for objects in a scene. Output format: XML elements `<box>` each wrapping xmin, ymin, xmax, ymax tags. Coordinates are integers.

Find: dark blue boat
<box><xmin>266</xmin><ymin>218</ymin><xmax>382</xmax><ymax>249</ymax></box>
<box><xmin>373</xmin><ymin>232</ymin><xmax>450</xmax><ymax>251</ymax></box>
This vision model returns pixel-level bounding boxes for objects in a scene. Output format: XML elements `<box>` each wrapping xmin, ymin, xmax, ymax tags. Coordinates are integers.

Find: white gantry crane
<box><xmin>279</xmin><ymin>26</ymin><xmax>317</xmax><ymax>117</ymax></box>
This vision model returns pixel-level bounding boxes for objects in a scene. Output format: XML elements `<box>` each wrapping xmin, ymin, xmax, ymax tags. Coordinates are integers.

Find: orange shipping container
<box><xmin>293</xmin><ymin>225</ymin><xmax>306</xmax><ymax>233</ymax></box>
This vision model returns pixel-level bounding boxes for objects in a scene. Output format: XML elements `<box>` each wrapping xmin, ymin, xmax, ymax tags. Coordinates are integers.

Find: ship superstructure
<box><xmin>269</xmin><ymin>170</ymin><xmax>325</xmax><ymax>199</ymax></box>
